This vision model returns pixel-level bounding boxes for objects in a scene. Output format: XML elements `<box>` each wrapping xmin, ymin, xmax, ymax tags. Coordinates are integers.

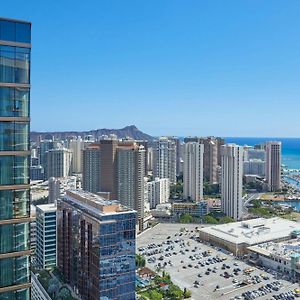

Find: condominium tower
<box><xmin>221</xmin><ymin>144</ymin><xmax>243</xmax><ymax>220</ymax></box>
<box><xmin>48</xmin><ymin>177</ymin><xmax>60</xmax><ymax>203</ymax></box>
<box><xmin>183</xmin><ymin>142</ymin><xmax>204</xmax><ymax>202</ymax></box>
<box><xmin>265</xmin><ymin>141</ymin><xmax>281</xmax><ymax>191</ymax></box>
<box><xmin>0</xmin><ymin>18</ymin><xmax>31</xmax><ymax>299</ymax></box>
<box><xmin>152</xmin><ymin>137</ymin><xmax>177</xmax><ymax>184</ymax></box>
<box><xmin>69</xmin><ymin>137</ymin><xmax>84</xmax><ymax>173</ymax></box>
<box><xmin>184</xmin><ymin>136</ymin><xmax>223</xmax><ymax>183</ymax></box>
<box><xmin>82</xmin><ymin>143</ymin><xmax>101</xmax><ymax>193</ymax></box>
<box><xmin>57</xmin><ymin>190</ymin><xmax>136</xmax><ymax>300</ymax></box>
<box><xmin>100</xmin><ymin>139</ymin><xmax>119</xmax><ymax>199</ymax></box>
<box><xmin>116</xmin><ymin>143</ymin><xmax>146</xmax><ymax>230</ymax></box>
<box><xmin>168</xmin><ymin>137</ymin><xmax>182</xmax><ymax>176</ymax></box>
<box><xmin>47</xmin><ymin>148</ymin><xmax>72</xmax><ymax>178</ymax></box>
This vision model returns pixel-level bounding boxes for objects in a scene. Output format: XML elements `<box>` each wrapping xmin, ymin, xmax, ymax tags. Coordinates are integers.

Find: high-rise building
<box><xmin>153</xmin><ymin>137</ymin><xmax>177</xmax><ymax>184</ymax></box>
<box><xmin>147</xmin><ymin>178</ymin><xmax>170</xmax><ymax>209</ymax></box>
<box><xmin>69</xmin><ymin>137</ymin><xmax>84</xmax><ymax>174</ymax></box>
<box><xmin>48</xmin><ymin>177</ymin><xmax>60</xmax><ymax>203</ymax></box>
<box><xmin>216</xmin><ymin>137</ymin><xmax>225</xmax><ymax>166</ymax></box>
<box><xmin>117</xmin><ymin>143</ymin><xmax>145</xmax><ymax>230</ymax></box>
<box><xmin>244</xmin><ymin>159</ymin><xmax>265</xmax><ymax>177</ymax></box>
<box><xmin>57</xmin><ymin>190</ymin><xmax>136</xmax><ymax>300</ymax></box>
<box><xmin>168</xmin><ymin>137</ymin><xmax>182</xmax><ymax>176</ymax></box>
<box><xmin>136</xmin><ymin>140</ymin><xmax>149</xmax><ymax>176</ymax></box>
<box><xmin>265</xmin><ymin>141</ymin><xmax>281</xmax><ymax>191</ymax></box>
<box><xmin>38</xmin><ymin>139</ymin><xmax>55</xmax><ymax>179</ymax></box>
<box><xmin>246</xmin><ymin>148</ymin><xmax>266</xmax><ymax>161</ymax></box>
<box><xmin>147</xmin><ymin>147</ymin><xmax>153</xmax><ymax>171</ymax></box>
<box><xmin>82</xmin><ymin>143</ymin><xmax>101</xmax><ymax>193</ymax></box>
<box><xmin>0</xmin><ymin>17</ymin><xmax>31</xmax><ymax>299</ymax></box>
<box><xmin>36</xmin><ymin>204</ymin><xmax>57</xmax><ymax>269</ymax></box>
<box><xmin>221</xmin><ymin>144</ymin><xmax>243</xmax><ymax>220</ymax></box>
<box><xmin>30</xmin><ymin>165</ymin><xmax>45</xmax><ymax>180</ymax></box>
<box><xmin>199</xmin><ymin>137</ymin><xmax>218</xmax><ymax>183</ymax></box>
<box><xmin>100</xmin><ymin>139</ymin><xmax>118</xmax><ymax>199</ymax></box>
<box><xmin>184</xmin><ymin>136</ymin><xmax>222</xmax><ymax>183</ymax></box>
<box><xmin>183</xmin><ymin>142</ymin><xmax>204</xmax><ymax>202</ymax></box>
<box><xmin>47</xmin><ymin>148</ymin><xmax>72</xmax><ymax>178</ymax></box>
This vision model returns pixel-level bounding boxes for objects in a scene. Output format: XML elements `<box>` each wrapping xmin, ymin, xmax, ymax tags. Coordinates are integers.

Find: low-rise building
<box><xmin>151</xmin><ymin>203</ymin><xmax>172</xmax><ymax>218</ymax></box>
<box><xmin>206</xmin><ymin>199</ymin><xmax>222</xmax><ymax>213</ymax></box>
<box><xmin>31</xmin><ymin>273</ymin><xmax>52</xmax><ymax>300</ymax></box>
<box><xmin>172</xmin><ymin>201</ymin><xmax>208</xmax><ymax>219</ymax></box>
<box><xmin>147</xmin><ymin>178</ymin><xmax>170</xmax><ymax>209</ymax></box>
<box><xmin>248</xmin><ymin>238</ymin><xmax>300</xmax><ymax>280</ymax></box>
<box><xmin>199</xmin><ymin>217</ymin><xmax>300</xmax><ymax>256</ymax></box>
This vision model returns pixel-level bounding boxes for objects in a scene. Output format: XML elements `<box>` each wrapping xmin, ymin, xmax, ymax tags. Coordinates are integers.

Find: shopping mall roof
<box><xmin>199</xmin><ymin>217</ymin><xmax>300</xmax><ymax>246</ymax></box>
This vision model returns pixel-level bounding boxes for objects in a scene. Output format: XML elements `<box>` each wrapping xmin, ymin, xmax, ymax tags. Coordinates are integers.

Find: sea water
<box><xmin>225</xmin><ymin>137</ymin><xmax>300</xmax><ymax>170</ymax></box>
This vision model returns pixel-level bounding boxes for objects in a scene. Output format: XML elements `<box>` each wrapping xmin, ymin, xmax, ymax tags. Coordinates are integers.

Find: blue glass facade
<box><xmin>0</xmin><ymin>18</ymin><xmax>31</xmax><ymax>300</ymax></box>
<box><xmin>57</xmin><ymin>191</ymin><xmax>136</xmax><ymax>300</ymax></box>
<box><xmin>36</xmin><ymin>205</ymin><xmax>57</xmax><ymax>269</ymax></box>
<box><xmin>99</xmin><ymin>213</ymin><xmax>136</xmax><ymax>300</ymax></box>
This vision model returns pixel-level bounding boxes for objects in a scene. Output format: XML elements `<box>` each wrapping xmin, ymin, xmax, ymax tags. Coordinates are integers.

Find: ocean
<box><xmin>225</xmin><ymin>137</ymin><xmax>300</xmax><ymax>170</ymax></box>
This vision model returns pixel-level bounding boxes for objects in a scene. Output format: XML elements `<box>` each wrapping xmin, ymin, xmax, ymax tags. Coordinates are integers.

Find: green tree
<box><xmin>57</xmin><ymin>287</ymin><xmax>71</xmax><ymax>299</ymax></box>
<box><xmin>204</xmin><ymin>183</ymin><xmax>220</xmax><ymax>196</ymax></box>
<box><xmin>252</xmin><ymin>199</ymin><xmax>262</xmax><ymax>208</ymax></box>
<box><xmin>219</xmin><ymin>216</ymin><xmax>234</xmax><ymax>224</ymax></box>
<box><xmin>167</xmin><ymin>284</ymin><xmax>184</xmax><ymax>300</ymax></box>
<box><xmin>149</xmin><ymin>290</ymin><xmax>163</xmax><ymax>300</ymax></box>
<box><xmin>183</xmin><ymin>288</ymin><xmax>192</xmax><ymax>299</ymax></box>
<box><xmin>170</xmin><ymin>182</ymin><xmax>184</xmax><ymax>198</ymax></box>
<box><xmin>203</xmin><ymin>215</ymin><xmax>218</xmax><ymax>224</ymax></box>
<box><xmin>179</xmin><ymin>214</ymin><xmax>193</xmax><ymax>224</ymax></box>
<box><xmin>136</xmin><ymin>254</ymin><xmax>146</xmax><ymax>269</ymax></box>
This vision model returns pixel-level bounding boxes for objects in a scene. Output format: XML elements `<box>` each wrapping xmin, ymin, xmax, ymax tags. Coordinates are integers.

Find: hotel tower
<box><xmin>0</xmin><ymin>18</ymin><xmax>31</xmax><ymax>299</ymax></box>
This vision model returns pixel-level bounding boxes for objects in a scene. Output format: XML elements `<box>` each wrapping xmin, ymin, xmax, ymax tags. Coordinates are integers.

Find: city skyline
<box><xmin>2</xmin><ymin>4</ymin><xmax>300</xmax><ymax>300</ymax></box>
<box><xmin>2</xmin><ymin>1</ymin><xmax>300</xmax><ymax>137</ymax></box>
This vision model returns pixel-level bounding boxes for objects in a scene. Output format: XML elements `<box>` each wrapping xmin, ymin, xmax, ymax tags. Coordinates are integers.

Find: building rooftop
<box><xmin>248</xmin><ymin>238</ymin><xmax>300</xmax><ymax>261</ymax></box>
<box><xmin>0</xmin><ymin>17</ymin><xmax>31</xmax><ymax>24</ymax></box>
<box><xmin>36</xmin><ymin>203</ymin><xmax>57</xmax><ymax>213</ymax></box>
<box><xmin>200</xmin><ymin>217</ymin><xmax>300</xmax><ymax>246</ymax></box>
<box><xmin>62</xmin><ymin>189</ymin><xmax>135</xmax><ymax>218</ymax></box>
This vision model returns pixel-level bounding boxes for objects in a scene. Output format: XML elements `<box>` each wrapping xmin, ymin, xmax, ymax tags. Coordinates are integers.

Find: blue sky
<box><xmin>3</xmin><ymin>1</ymin><xmax>300</xmax><ymax>137</ymax></box>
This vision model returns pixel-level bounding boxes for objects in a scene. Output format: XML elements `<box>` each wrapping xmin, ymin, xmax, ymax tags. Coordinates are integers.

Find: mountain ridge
<box><xmin>30</xmin><ymin>125</ymin><xmax>155</xmax><ymax>142</ymax></box>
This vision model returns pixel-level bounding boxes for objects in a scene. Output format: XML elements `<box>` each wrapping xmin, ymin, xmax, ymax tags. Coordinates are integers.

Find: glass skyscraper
<box><xmin>0</xmin><ymin>18</ymin><xmax>31</xmax><ymax>299</ymax></box>
<box><xmin>57</xmin><ymin>190</ymin><xmax>136</xmax><ymax>300</ymax></box>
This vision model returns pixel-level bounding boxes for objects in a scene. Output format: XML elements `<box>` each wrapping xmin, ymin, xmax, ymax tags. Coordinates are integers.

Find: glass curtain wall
<box><xmin>0</xmin><ymin>18</ymin><xmax>31</xmax><ymax>300</ymax></box>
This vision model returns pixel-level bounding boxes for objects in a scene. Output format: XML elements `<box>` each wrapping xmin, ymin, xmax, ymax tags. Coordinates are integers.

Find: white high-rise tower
<box><xmin>183</xmin><ymin>142</ymin><xmax>204</xmax><ymax>202</ymax></box>
<box><xmin>153</xmin><ymin>137</ymin><xmax>177</xmax><ymax>184</ymax></box>
<box><xmin>221</xmin><ymin>144</ymin><xmax>243</xmax><ymax>220</ymax></box>
<box><xmin>69</xmin><ymin>137</ymin><xmax>85</xmax><ymax>173</ymax></box>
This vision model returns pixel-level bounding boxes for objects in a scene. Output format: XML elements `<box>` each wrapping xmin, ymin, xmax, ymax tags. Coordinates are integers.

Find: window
<box><xmin>0</xmin><ymin>189</ymin><xmax>29</xmax><ymax>220</ymax></box>
<box><xmin>0</xmin><ymin>46</ymin><xmax>30</xmax><ymax>84</ymax></box>
<box><xmin>0</xmin><ymin>255</ymin><xmax>30</xmax><ymax>288</ymax></box>
<box><xmin>0</xmin><ymin>20</ymin><xmax>31</xmax><ymax>44</ymax></box>
<box><xmin>0</xmin><ymin>122</ymin><xmax>29</xmax><ymax>151</ymax></box>
<box><xmin>0</xmin><ymin>87</ymin><xmax>29</xmax><ymax>117</ymax></box>
<box><xmin>0</xmin><ymin>223</ymin><xmax>30</xmax><ymax>254</ymax></box>
<box><xmin>16</xmin><ymin>23</ymin><xmax>31</xmax><ymax>44</ymax></box>
<box><xmin>0</xmin><ymin>156</ymin><xmax>29</xmax><ymax>185</ymax></box>
<box><xmin>0</xmin><ymin>21</ymin><xmax>15</xmax><ymax>42</ymax></box>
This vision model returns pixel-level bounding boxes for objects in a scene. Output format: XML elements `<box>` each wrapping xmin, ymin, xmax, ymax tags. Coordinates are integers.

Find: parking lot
<box><xmin>137</xmin><ymin>223</ymin><xmax>300</xmax><ymax>300</ymax></box>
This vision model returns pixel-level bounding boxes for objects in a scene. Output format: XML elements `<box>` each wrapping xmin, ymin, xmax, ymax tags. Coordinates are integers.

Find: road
<box><xmin>243</xmin><ymin>193</ymin><xmax>263</xmax><ymax>213</ymax></box>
